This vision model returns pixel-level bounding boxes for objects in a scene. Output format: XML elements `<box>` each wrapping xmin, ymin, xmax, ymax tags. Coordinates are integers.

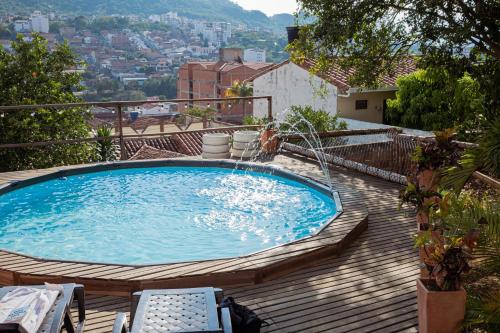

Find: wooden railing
<box><xmin>0</xmin><ymin>96</ymin><xmax>273</xmax><ymax>160</ymax></box>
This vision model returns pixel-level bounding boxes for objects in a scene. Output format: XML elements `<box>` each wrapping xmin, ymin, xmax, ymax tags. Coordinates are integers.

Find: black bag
<box><xmin>220</xmin><ymin>297</ymin><xmax>269</xmax><ymax>333</ymax></box>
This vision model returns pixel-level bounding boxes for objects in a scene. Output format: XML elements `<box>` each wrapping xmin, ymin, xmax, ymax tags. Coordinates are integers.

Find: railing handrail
<box><xmin>0</xmin><ymin>96</ymin><xmax>274</xmax><ymax>160</ymax></box>
<box><xmin>0</xmin><ymin>96</ymin><xmax>273</xmax><ymax>112</ymax></box>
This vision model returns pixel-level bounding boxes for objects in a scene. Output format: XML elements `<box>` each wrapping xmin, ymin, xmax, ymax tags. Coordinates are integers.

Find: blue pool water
<box><xmin>0</xmin><ymin>167</ymin><xmax>337</xmax><ymax>264</ymax></box>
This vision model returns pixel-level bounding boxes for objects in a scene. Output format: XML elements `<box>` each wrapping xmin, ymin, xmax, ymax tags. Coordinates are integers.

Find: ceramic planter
<box><xmin>417</xmin><ymin>279</ymin><xmax>466</xmax><ymax>333</ymax></box>
<box><xmin>260</xmin><ymin>128</ymin><xmax>279</xmax><ymax>153</ymax></box>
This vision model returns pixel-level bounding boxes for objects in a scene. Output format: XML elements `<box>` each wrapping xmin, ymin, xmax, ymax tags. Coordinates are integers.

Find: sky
<box><xmin>234</xmin><ymin>0</ymin><xmax>298</xmax><ymax>16</ymax></box>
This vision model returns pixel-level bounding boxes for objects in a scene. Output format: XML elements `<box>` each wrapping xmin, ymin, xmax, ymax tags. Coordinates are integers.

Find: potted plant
<box><xmin>412</xmin><ymin>129</ymin><xmax>460</xmax><ymax>191</ymax></box>
<box><xmin>260</xmin><ymin>123</ymin><xmax>279</xmax><ymax>154</ymax></box>
<box><xmin>400</xmin><ymin>182</ymin><xmax>441</xmax><ymax>229</ymax></box>
<box><xmin>414</xmin><ymin>192</ymin><xmax>483</xmax><ymax>333</ymax></box>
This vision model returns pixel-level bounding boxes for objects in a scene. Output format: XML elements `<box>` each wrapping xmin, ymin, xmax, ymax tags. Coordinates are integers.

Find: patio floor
<box><xmin>2</xmin><ymin>154</ymin><xmax>419</xmax><ymax>332</ymax></box>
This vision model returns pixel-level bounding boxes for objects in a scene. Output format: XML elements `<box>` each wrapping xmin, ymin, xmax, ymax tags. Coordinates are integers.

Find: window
<box><xmin>355</xmin><ymin>100</ymin><xmax>368</xmax><ymax>110</ymax></box>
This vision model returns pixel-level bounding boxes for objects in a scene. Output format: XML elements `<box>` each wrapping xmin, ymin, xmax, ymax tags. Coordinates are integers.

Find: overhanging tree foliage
<box><xmin>291</xmin><ymin>0</ymin><xmax>499</xmax><ymax>132</ymax></box>
<box><xmin>386</xmin><ymin>68</ymin><xmax>485</xmax><ymax>139</ymax></box>
<box><xmin>292</xmin><ymin>0</ymin><xmax>499</xmax><ymax>84</ymax></box>
<box><xmin>0</xmin><ymin>34</ymin><xmax>94</xmax><ymax>171</ymax></box>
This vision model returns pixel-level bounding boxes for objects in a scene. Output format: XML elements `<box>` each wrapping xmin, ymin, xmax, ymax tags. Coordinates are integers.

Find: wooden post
<box><xmin>267</xmin><ymin>96</ymin><xmax>273</xmax><ymax>122</ymax></box>
<box><xmin>116</xmin><ymin>103</ymin><xmax>126</xmax><ymax>160</ymax></box>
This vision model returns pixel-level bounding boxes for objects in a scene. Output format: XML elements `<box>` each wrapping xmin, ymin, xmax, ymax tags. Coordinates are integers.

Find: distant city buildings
<box><xmin>14</xmin><ymin>11</ymin><xmax>49</xmax><ymax>33</ymax></box>
<box><xmin>2</xmin><ymin>10</ymin><xmax>288</xmax><ymax>105</ymax></box>
<box><xmin>244</xmin><ymin>49</ymin><xmax>266</xmax><ymax>63</ymax></box>
<box><xmin>192</xmin><ymin>21</ymin><xmax>232</xmax><ymax>47</ymax></box>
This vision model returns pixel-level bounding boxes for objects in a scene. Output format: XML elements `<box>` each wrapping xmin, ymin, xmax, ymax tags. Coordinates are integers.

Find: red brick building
<box><xmin>177</xmin><ymin>48</ymin><xmax>274</xmax><ymax>123</ymax></box>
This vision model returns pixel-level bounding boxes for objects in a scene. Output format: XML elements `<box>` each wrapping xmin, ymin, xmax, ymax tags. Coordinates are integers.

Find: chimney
<box><xmin>219</xmin><ymin>48</ymin><xmax>243</xmax><ymax>62</ymax></box>
<box><xmin>286</xmin><ymin>26</ymin><xmax>300</xmax><ymax>44</ymax></box>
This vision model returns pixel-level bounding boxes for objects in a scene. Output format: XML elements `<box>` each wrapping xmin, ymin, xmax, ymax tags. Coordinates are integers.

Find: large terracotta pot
<box><xmin>417</xmin><ymin>169</ymin><xmax>440</xmax><ymax>191</ymax></box>
<box><xmin>417</xmin><ymin>279</ymin><xmax>466</xmax><ymax>333</ymax></box>
<box><xmin>260</xmin><ymin>128</ymin><xmax>279</xmax><ymax>153</ymax></box>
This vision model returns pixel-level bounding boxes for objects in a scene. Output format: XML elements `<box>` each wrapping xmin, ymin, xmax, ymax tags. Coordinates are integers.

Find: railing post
<box><xmin>116</xmin><ymin>103</ymin><xmax>126</xmax><ymax>160</ymax></box>
<box><xmin>267</xmin><ymin>96</ymin><xmax>273</xmax><ymax>122</ymax></box>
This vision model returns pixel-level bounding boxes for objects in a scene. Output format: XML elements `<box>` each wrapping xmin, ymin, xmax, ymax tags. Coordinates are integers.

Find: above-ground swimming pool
<box><xmin>0</xmin><ymin>161</ymin><xmax>341</xmax><ymax>265</ymax></box>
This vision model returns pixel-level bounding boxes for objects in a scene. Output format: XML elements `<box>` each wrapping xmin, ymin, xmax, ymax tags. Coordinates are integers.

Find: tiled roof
<box><xmin>122</xmin><ymin>127</ymin><xmax>260</xmax><ymax>158</ymax></box>
<box><xmin>128</xmin><ymin>145</ymin><xmax>186</xmax><ymax>160</ymax></box>
<box><xmin>123</xmin><ymin>136</ymin><xmax>182</xmax><ymax>159</ymax></box>
<box><xmin>219</xmin><ymin>62</ymin><xmax>274</xmax><ymax>72</ymax></box>
<box><xmin>244</xmin><ymin>60</ymin><xmax>290</xmax><ymax>82</ymax></box>
<box><xmin>296</xmin><ymin>58</ymin><xmax>417</xmax><ymax>93</ymax></box>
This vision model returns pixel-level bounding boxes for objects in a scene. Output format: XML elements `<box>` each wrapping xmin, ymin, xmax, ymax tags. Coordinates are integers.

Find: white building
<box><xmin>130</xmin><ymin>103</ymin><xmax>177</xmax><ymax>116</ymax></box>
<box><xmin>30</xmin><ymin>11</ymin><xmax>49</xmax><ymax>33</ymax></box>
<box><xmin>192</xmin><ymin>21</ymin><xmax>231</xmax><ymax>47</ymax></box>
<box><xmin>244</xmin><ymin>49</ymin><xmax>266</xmax><ymax>63</ymax></box>
<box><xmin>14</xmin><ymin>20</ymin><xmax>31</xmax><ymax>32</ymax></box>
<box><xmin>250</xmin><ymin>59</ymin><xmax>416</xmax><ymax>124</ymax></box>
<box><xmin>14</xmin><ymin>11</ymin><xmax>49</xmax><ymax>33</ymax></box>
<box><xmin>251</xmin><ymin>61</ymin><xmax>338</xmax><ymax>121</ymax></box>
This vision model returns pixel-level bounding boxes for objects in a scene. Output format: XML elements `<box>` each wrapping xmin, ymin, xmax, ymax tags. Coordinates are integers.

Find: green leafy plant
<box><xmin>385</xmin><ymin>69</ymin><xmax>486</xmax><ymax>139</ymax></box>
<box><xmin>290</xmin><ymin>0</ymin><xmax>498</xmax><ymax>134</ymax></box>
<box><xmin>94</xmin><ymin>125</ymin><xmax>117</xmax><ymax>162</ymax></box>
<box><xmin>412</xmin><ymin>129</ymin><xmax>461</xmax><ymax>174</ymax></box>
<box><xmin>225</xmin><ymin>81</ymin><xmax>253</xmax><ymax>118</ymax></box>
<box><xmin>399</xmin><ymin>182</ymin><xmax>441</xmax><ymax>211</ymax></box>
<box><xmin>463</xmin><ymin>289</ymin><xmax>500</xmax><ymax>332</ymax></box>
<box><xmin>186</xmin><ymin>107</ymin><xmax>216</xmax><ymax>120</ymax></box>
<box><xmin>416</xmin><ymin>191</ymin><xmax>499</xmax><ymax>291</ymax></box>
<box><xmin>279</xmin><ymin>105</ymin><xmax>347</xmax><ymax>134</ymax></box>
<box><xmin>0</xmin><ymin>34</ymin><xmax>94</xmax><ymax>172</ymax></box>
<box><xmin>442</xmin><ymin>118</ymin><xmax>500</xmax><ymax>193</ymax></box>
<box><xmin>242</xmin><ymin>116</ymin><xmax>266</xmax><ymax>126</ymax></box>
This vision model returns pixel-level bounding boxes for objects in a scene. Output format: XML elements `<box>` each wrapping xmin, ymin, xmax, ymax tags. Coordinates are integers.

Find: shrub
<box><xmin>279</xmin><ymin>105</ymin><xmax>347</xmax><ymax>133</ymax></box>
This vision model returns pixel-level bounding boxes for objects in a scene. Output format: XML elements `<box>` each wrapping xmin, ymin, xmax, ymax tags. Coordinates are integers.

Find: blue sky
<box><xmin>234</xmin><ymin>0</ymin><xmax>298</xmax><ymax>15</ymax></box>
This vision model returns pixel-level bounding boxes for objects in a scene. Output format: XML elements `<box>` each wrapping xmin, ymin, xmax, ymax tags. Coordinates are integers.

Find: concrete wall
<box><xmin>337</xmin><ymin>90</ymin><xmax>396</xmax><ymax>124</ymax></box>
<box><xmin>253</xmin><ymin>62</ymin><xmax>338</xmax><ymax>121</ymax></box>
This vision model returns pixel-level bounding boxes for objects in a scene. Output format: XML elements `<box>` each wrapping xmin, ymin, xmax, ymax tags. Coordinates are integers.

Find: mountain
<box><xmin>0</xmin><ymin>0</ymin><xmax>295</xmax><ymax>32</ymax></box>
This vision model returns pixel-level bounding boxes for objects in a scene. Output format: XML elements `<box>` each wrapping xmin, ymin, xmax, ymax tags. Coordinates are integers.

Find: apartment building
<box><xmin>177</xmin><ymin>48</ymin><xmax>274</xmax><ymax>123</ymax></box>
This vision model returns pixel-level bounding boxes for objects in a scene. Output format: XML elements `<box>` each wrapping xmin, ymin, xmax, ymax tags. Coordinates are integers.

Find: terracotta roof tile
<box><xmin>128</xmin><ymin>145</ymin><xmax>187</xmax><ymax>160</ymax></box>
<box><xmin>218</xmin><ymin>62</ymin><xmax>274</xmax><ymax>72</ymax></box>
<box><xmin>123</xmin><ymin>136</ymin><xmax>182</xmax><ymax>159</ymax></box>
<box><xmin>245</xmin><ymin>60</ymin><xmax>290</xmax><ymax>82</ymax></box>
<box><xmin>296</xmin><ymin>58</ymin><xmax>417</xmax><ymax>93</ymax></box>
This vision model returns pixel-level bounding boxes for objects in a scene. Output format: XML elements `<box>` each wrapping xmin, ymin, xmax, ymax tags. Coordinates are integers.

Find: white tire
<box><xmin>202</xmin><ymin>133</ymin><xmax>230</xmax><ymax>145</ymax></box>
<box><xmin>232</xmin><ymin>140</ymin><xmax>260</xmax><ymax>150</ymax></box>
<box><xmin>202</xmin><ymin>144</ymin><xmax>230</xmax><ymax>154</ymax></box>
<box><xmin>231</xmin><ymin>148</ymin><xmax>259</xmax><ymax>158</ymax></box>
<box><xmin>233</xmin><ymin>131</ymin><xmax>260</xmax><ymax>143</ymax></box>
<box><xmin>202</xmin><ymin>152</ymin><xmax>231</xmax><ymax>159</ymax></box>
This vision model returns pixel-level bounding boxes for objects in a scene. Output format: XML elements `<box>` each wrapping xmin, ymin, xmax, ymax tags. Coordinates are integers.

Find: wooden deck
<box><xmin>0</xmin><ymin>158</ymin><xmax>367</xmax><ymax>294</ymax></box>
<box><xmin>3</xmin><ymin>155</ymin><xmax>419</xmax><ymax>331</ymax></box>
